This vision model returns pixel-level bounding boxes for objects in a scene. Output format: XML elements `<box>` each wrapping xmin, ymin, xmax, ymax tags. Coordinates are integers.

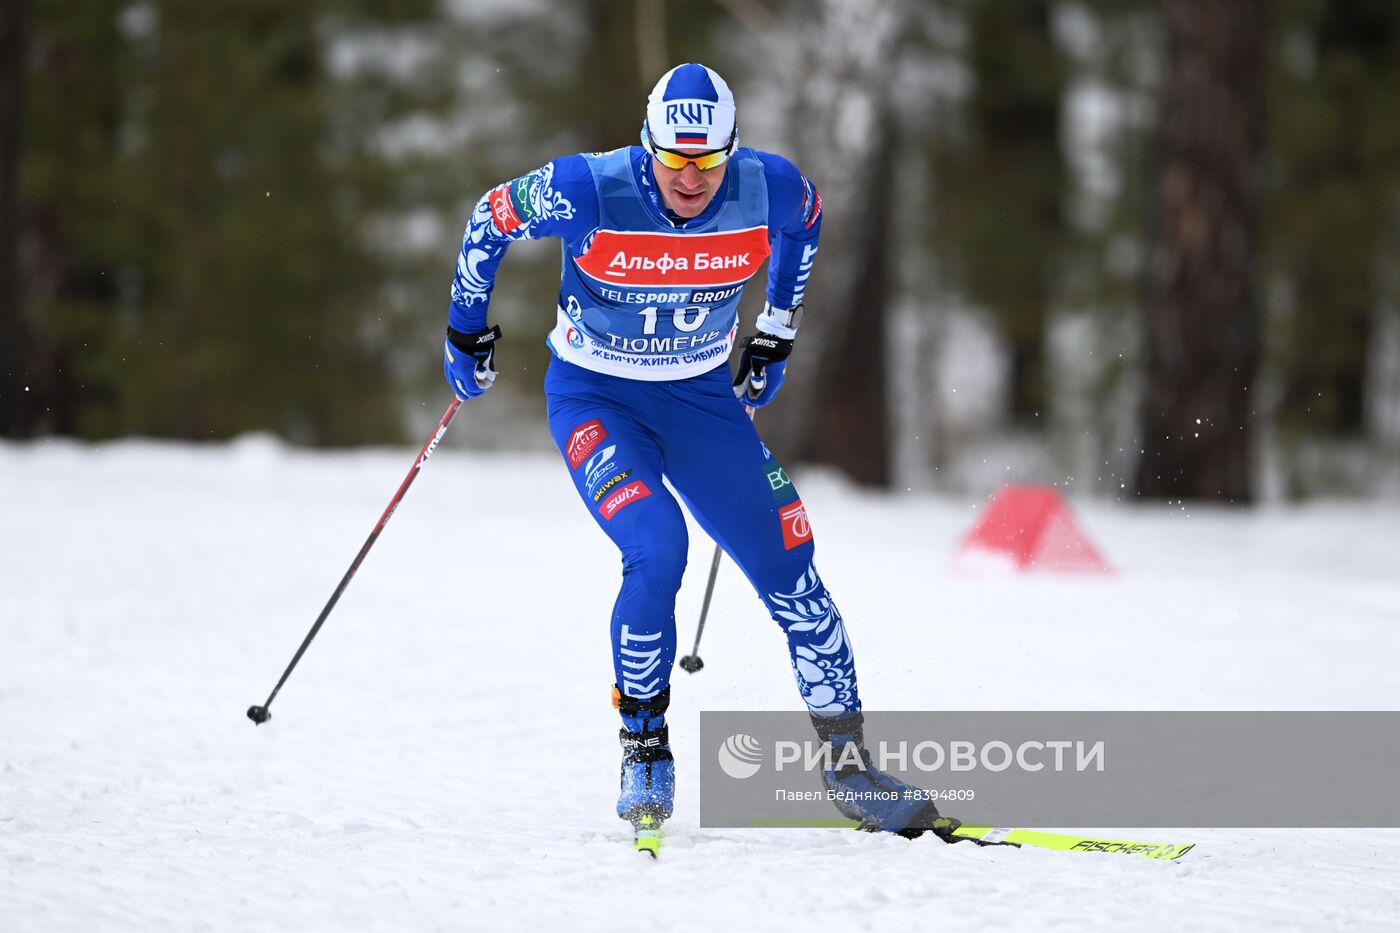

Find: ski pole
<box><xmin>678</xmin><ymin>406</ymin><xmax>755</xmax><ymax>674</ymax></box>
<box><xmin>677</xmin><ymin>544</ymin><xmax>723</xmax><ymax>673</ymax></box>
<box><xmin>246</xmin><ymin>397</ymin><xmax>462</xmax><ymax>725</ymax></box>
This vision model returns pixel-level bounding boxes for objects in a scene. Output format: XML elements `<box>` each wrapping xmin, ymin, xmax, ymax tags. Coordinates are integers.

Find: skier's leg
<box><xmin>653</xmin><ymin>368</ymin><xmax>859</xmax><ymax>718</ymax></box>
<box><xmin>545</xmin><ymin>359</ymin><xmax>683</xmax><ymax>820</ymax></box>
<box><xmin>656</xmin><ymin>369</ymin><xmax>948</xmax><ymax>836</ymax></box>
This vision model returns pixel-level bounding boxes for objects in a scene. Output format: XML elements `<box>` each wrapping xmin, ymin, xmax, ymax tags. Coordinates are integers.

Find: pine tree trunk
<box><xmin>803</xmin><ymin>108</ymin><xmax>893</xmax><ymax>484</ymax></box>
<box><xmin>0</xmin><ymin>0</ymin><xmax>32</xmax><ymax>436</ymax></box>
<box><xmin>760</xmin><ymin>0</ymin><xmax>904</xmax><ymax>487</ymax></box>
<box><xmin>963</xmin><ymin>0</ymin><xmax>1064</xmax><ymax>427</ymax></box>
<box><xmin>1135</xmin><ymin>0</ymin><xmax>1266</xmax><ymax>502</ymax></box>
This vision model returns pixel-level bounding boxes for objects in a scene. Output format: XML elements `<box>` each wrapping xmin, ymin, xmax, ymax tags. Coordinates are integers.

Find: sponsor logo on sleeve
<box><xmin>799</xmin><ymin>177</ymin><xmax>822</xmax><ymax>230</ymax></box>
<box><xmin>764</xmin><ymin>459</ymin><xmax>796</xmax><ymax>504</ymax></box>
<box><xmin>489</xmin><ymin>184</ymin><xmax>523</xmax><ymax>234</ymax></box>
<box><xmin>510</xmin><ymin>173</ymin><xmax>539</xmax><ymax>221</ymax></box>
<box><xmin>779</xmin><ymin>499</ymin><xmax>813</xmax><ymax>550</ymax></box>
<box><xmin>566</xmin><ymin>420</ymin><xmax>608</xmax><ymax>469</ymax></box>
<box><xmin>600</xmin><ymin>479</ymin><xmax>652</xmax><ymax>520</ymax></box>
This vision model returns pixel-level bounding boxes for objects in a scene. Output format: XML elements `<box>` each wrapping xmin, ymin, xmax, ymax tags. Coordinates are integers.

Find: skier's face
<box><xmin>652</xmin><ymin>152</ymin><xmax>727</xmax><ymax>218</ymax></box>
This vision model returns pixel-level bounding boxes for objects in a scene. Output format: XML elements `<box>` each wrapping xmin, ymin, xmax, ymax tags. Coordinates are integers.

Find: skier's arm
<box><xmin>445</xmin><ymin>156</ymin><xmax>597</xmax><ymax>398</ymax></box>
<box><xmin>756</xmin><ymin>151</ymin><xmax>822</xmax><ymax>336</ymax></box>
<box><xmin>730</xmin><ymin>152</ymin><xmax>822</xmax><ymax>407</ymax></box>
<box><xmin>449</xmin><ymin>155</ymin><xmax>598</xmax><ymax>333</ymax></box>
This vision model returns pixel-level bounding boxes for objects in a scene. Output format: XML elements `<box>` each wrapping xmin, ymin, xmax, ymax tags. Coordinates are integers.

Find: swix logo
<box><xmin>601</xmin><ymin>480</ymin><xmax>651</xmax><ymax>521</ymax></box>
<box><xmin>566</xmin><ymin>420</ymin><xmax>607</xmax><ymax>469</ymax></box>
<box><xmin>780</xmin><ymin>499</ymin><xmax>813</xmax><ymax>550</ymax></box>
<box><xmin>574</xmin><ymin>228</ymin><xmax>770</xmax><ymax>288</ymax></box>
<box><xmin>489</xmin><ymin>184</ymin><xmax>523</xmax><ymax>234</ymax></box>
<box><xmin>417</xmin><ymin>423</ymin><xmax>450</xmax><ymax>470</ymax></box>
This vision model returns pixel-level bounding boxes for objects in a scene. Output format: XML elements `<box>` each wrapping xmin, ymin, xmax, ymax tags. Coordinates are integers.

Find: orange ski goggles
<box><xmin>649</xmin><ymin>145</ymin><xmax>732</xmax><ymax>172</ymax></box>
<box><xmin>642</xmin><ymin>120</ymin><xmax>737</xmax><ymax>172</ymax></box>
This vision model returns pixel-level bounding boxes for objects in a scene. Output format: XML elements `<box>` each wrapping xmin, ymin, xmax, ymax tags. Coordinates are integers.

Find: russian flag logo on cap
<box><xmin>645</xmin><ymin>63</ymin><xmax>736</xmax><ymax>150</ymax></box>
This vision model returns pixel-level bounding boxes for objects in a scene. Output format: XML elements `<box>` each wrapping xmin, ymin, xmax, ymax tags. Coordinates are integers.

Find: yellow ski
<box><xmin>632</xmin><ymin>813</ymin><xmax>663</xmax><ymax>858</ymax></box>
<box><xmin>752</xmin><ymin>818</ymin><xmax>1194</xmax><ymax>859</ymax></box>
<box><xmin>949</xmin><ymin>825</ymin><xmax>1194</xmax><ymax>860</ymax></box>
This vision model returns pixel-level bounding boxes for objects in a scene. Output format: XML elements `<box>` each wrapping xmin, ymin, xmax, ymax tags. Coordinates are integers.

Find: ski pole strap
<box><xmin>738</xmin><ymin>333</ymin><xmax>794</xmax><ymax>362</ymax></box>
<box><xmin>446</xmin><ymin>323</ymin><xmax>502</xmax><ymax>355</ymax></box>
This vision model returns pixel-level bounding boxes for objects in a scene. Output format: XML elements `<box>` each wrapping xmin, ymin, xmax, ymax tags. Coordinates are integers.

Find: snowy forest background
<box><xmin>4</xmin><ymin>0</ymin><xmax>1399</xmax><ymax>503</ymax></box>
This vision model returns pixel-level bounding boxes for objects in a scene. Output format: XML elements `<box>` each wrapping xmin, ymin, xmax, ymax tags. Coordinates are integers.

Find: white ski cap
<box><xmin>644</xmin><ymin>63</ymin><xmax>737</xmax><ymax>151</ymax></box>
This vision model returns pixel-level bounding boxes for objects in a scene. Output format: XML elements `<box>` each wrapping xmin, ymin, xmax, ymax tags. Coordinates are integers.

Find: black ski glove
<box><xmin>444</xmin><ymin>324</ymin><xmax>502</xmax><ymax>400</ymax></box>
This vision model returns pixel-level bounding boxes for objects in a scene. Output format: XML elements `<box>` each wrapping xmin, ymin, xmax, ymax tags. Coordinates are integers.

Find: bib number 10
<box><xmin>637</xmin><ymin>305</ymin><xmax>711</xmax><ymax>335</ymax></box>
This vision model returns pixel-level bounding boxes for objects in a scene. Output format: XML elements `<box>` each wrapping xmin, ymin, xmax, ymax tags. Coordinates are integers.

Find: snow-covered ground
<box><xmin>3</xmin><ymin>437</ymin><xmax>1399</xmax><ymax>932</ymax></box>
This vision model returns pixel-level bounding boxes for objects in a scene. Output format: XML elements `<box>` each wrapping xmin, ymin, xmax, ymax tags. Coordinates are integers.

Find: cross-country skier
<box><xmin>444</xmin><ymin>63</ymin><xmax>949</xmax><ymax>848</ymax></box>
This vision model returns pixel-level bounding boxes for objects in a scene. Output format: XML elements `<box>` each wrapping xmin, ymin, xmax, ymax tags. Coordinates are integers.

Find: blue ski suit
<box><xmin>449</xmin><ymin>146</ymin><xmax>860</xmax><ymax>718</ymax></box>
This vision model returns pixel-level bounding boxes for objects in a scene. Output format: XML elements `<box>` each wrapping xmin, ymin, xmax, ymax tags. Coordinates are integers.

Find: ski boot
<box><xmin>812</xmin><ymin>710</ymin><xmax>960</xmax><ymax>841</ymax></box>
<box><xmin>614</xmin><ymin>686</ymin><xmax>674</xmax><ymax>856</ymax></box>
